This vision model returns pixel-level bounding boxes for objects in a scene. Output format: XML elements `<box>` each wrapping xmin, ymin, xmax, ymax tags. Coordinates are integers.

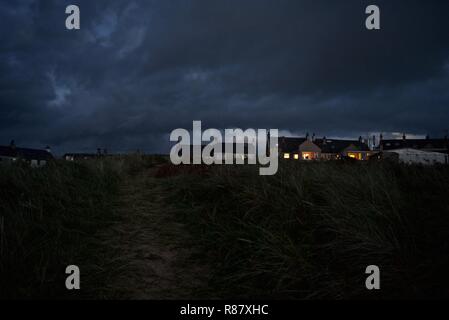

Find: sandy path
<box><xmin>100</xmin><ymin>169</ymin><xmax>210</xmax><ymax>299</ymax></box>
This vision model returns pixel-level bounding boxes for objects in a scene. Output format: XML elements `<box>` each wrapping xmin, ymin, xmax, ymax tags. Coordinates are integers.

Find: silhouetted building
<box><xmin>378</xmin><ymin>135</ymin><xmax>449</xmax><ymax>154</ymax></box>
<box><xmin>0</xmin><ymin>142</ymin><xmax>53</xmax><ymax>167</ymax></box>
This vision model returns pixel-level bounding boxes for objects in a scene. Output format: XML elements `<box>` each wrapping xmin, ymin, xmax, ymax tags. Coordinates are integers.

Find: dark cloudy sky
<box><xmin>1</xmin><ymin>0</ymin><xmax>449</xmax><ymax>154</ymax></box>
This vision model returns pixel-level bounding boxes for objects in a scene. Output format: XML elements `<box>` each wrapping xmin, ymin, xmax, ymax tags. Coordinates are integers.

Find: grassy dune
<box><xmin>161</xmin><ymin>162</ymin><xmax>449</xmax><ymax>299</ymax></box>
<box><xmin>0</xmin><ymin>159</ymin><xmax>124</xmax><ymax>298</ymax></box>
<box><xmin>1</xmin><ymin>158</ymin><xmax>448</xmax><ymax>299</ymax></box>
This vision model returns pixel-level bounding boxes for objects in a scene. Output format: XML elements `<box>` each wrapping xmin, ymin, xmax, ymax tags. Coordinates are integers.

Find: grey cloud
<box><xmin>1</xmin><ymin>0</ymin><xmax>449</xmax><ymax>154</ymax></box>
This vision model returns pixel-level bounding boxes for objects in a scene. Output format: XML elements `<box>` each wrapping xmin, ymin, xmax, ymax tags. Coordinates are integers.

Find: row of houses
<box><xmin>277</xmin><ymin>135</ymin><xmax>372</xmax><ymax>161</ymax></box>
<box><xmin>2</xmin><ymin>134</ymin><xmax>448</xmax><ymax>167</ymax></box>
<box><xmin>172</xmin><ymin>133</ymin><xmax>448</xmax><ymax>165</ymax></box>
<box><xmin>277</xmin><ymin>134</ymin><xmax>449</xmax><ymax>165</ymax></box>
<box><xmin>0</xmin><ymin>141</ymin><xmax>112</xmax><ymax>165</ymax></box>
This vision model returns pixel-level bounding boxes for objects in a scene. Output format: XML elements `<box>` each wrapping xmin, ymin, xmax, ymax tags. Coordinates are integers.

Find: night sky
<box><xmin>1</xmin><ymin>0</ymin><xmax>449</xmax><ymax>154</ymax></box>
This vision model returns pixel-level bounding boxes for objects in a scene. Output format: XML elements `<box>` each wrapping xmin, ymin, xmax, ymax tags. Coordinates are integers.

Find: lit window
<box><xmin>283</xmin><ymin>153</ymin><xmax>290</xmax><ymax>159</ymax></box>
<box><xmin>348</xmin><ymin>152</ymin><xmax>362</xmax><ymax>160</ymax></box>
<box><xmin>294</xmin><ymin>154</ymin><xmax>299</xmax><ymax>160</ymax></box>
<box><xmin>302</xmin><ymin>152</ymin><xmax>314</xmax><ymax>160</ymax></box>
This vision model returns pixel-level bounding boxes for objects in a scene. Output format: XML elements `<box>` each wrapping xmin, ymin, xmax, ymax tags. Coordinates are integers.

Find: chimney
<box><xmin>322</xmin><ymin>136</ymin><xmax>327</xmax><ymax>145</ymax></box>
<box><xmin>372</xmin><ymin>135</ymin><xmax>376</xmax><ymax>148</ymax></box>
<box><xmin>358</xmin><ymin>136</ymin><xmax>363</xmax><ymax>143</ymax></box>
<box><xmin>306</xmin><ymin>132</ymin><xmax>310</xmax><ymax>141</ymax></box>
<box><xmin>312</xmin><ymin>133</ymin><xmax>316</xmax><ymax>142</ymax></box>
<box><xmin>402</xmin><ymin>133</ymin><xmax>406</xmax><ymax>141</ymax></box>
<box><xmin>10</xmin><ymin>140</ymin><xmax>16</xmax><ymax>150</ymax></box>
<box><xmin>426</xmin><ymin>134</ymin><xmax>430</xmax><ymax>140</ymax></box>
<box><xmin>445</xmin><ymin>131</ymin><xmax>449</xmax><ymax>152</ymax></box>
<box><xmin>103</xmin><ymin>148</ymin><xmax>108</xmax><ymax>155</ymax></box>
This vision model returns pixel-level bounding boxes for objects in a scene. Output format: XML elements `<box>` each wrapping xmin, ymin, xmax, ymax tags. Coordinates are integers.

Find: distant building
<box><xmin>381</xmin><ymin>148</ymin><xmax>449</xmax><ymax>165</ymax></box>
<box><xmin>378</xmin><ymin>134</ymin><xmax>449</xmax><ymax>154</ymax></box>
<box><xmin>278</xmin><ymin>135</ymin><xmax>372</xmax><ymax>161</ymax></box>
<box><xmin>208</xmin><ymin>142</ymin><xmax>255</xmax><ymax>162</ymax></box>
<box><xmin>63</xmin><ymin>153</ymin><xmax>98</xmax><ymax>161</ymax></box>
<box><xmin>0</xmin><ymin>145</ymin><xmax>17</xmax><ymax>163</ymax></box>
<box><xmin>176</xmin><ymin>142</ymin><xmax>255</xmax><ymax>163</ymax></box>
<box><xmin>63</xmin><ymin>147</ymin><xmax>112</xmax><ymax>161</ymax></box>
<box><xmin>0</xmin><ymin>141</ymin><xmax>53</xmax><ymax>167</ymax></box>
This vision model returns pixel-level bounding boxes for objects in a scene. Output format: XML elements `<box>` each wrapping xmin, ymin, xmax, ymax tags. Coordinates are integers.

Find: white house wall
<box><xmin>390</xmin><ymin>149</ymin><xmax>448</xmax><ymax>165</ymax></box>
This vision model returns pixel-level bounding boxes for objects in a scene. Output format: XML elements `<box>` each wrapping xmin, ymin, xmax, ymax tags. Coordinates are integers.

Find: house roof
<box><xmin>315</xmin><ymin>139</ymin><xmax>371</xmax><ymax>153</ymax></box>
<box><xmin>0</xmin><ymin>145</ymin><xmax>53</xmax><ymax>160</ymax></box>
<box><xmin>0</xmin><ymin>146</ymin><xmax>17</xmax><ymax>157</ymax></box>
<box><xmin>279</xmin><ymin>137</ymin><xmax>307</xmax><ymax>153</ymax></box>
<box><xmin>380</xmin><ymin>139</ymin><xmax>449</xmax><ymax>151</ymax></box>
<box><xmin>17</xmin><ymin>147</ymin><xmax>53</xmax><ymax>160</ymax></box>
<box><xmin>279</xmin><ymin>137</ymin><xmax>370</xmax><ymax>154</ymax></box>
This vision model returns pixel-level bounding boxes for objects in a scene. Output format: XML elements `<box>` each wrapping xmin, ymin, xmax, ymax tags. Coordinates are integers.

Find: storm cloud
<box><xmin>1</xmin><ymin>0</ymin><xmax>449</xmax><ymax>154</ymax></box>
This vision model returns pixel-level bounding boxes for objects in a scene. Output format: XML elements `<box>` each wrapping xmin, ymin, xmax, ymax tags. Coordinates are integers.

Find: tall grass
<box><xmin>0</xmin><ymin>160</ymin><xmax>122</xmax><ymax>299</ymax></box>
<box><xmin>163</xmin><ymin>162</ymin><xmax>449</xmax><ymax>299</ymax></box>
<box><xmin>2</xmin><ymin>157</ymin><xmax>448</xmax><ymax>299</ymax></box>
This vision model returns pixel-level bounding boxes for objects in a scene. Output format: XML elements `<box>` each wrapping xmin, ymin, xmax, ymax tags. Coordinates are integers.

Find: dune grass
<box><xmin>162</xmin><ymin>161</ymin><xmax>449</xmax><ymax>299</ymax></box>
<box><xmin>0</xmin><ymin>159</ymin><xmax>130</xmax><ymax>299</ymax></box>
<box><xmin>1</xmin><ymin>157</ymin><xmax>448</xmax><ymax>299</ymax></box>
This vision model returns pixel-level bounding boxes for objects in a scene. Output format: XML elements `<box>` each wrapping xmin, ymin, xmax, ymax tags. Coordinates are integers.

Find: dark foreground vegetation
<box><xmin>0</xmin><ymin>160</ymin><xmax>121</xmax><ymax>298</ymax></box>
<box><xmin>161</xmin><ymin>161</ymin><xmax>449</xmax><ymax>299</ymax></box>
<box><xmin>0</xmin><ymin>156</ymin><xmax>162</xmax><ymax>299</ymax></box>
<box><xmin>1</xmin><ymin>157</ymin><xmax>449</xmax><ymax>299</ymax></box>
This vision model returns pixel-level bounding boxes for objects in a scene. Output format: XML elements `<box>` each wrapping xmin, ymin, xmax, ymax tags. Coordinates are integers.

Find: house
<box><xmin>379</xmin><ymin>134</ymin><xmax>449</xmax><ymax>154</ymax></box>
<box><xmin>279</xmin><ymin>135</ymin><xmax>372</xmax><ymax>161</ymax></box>
<box><xmin>208</xmin><ymin>142</ymin><xmax>256</xmax><ymax>162</ymax></box>
<box><xmin>318</xmin><ymin>138</ymin><xmax>372</xmax><ymax>160</ymax></box>
<box><xmin>373</xmin><ymin>134</ymin><xmax>449</xmax><ymax>165</ymax></box>
<box><xmin>64</xmin><ymin>148</ymin><xmax>109</xmax><ymax>161</ymax></box>
<box><xmin>63</xmin><ymin>153</ymin><xmax>98</xmax><ymax>161</ymax></box>
<box><xmin>381</xmin><ymin>148</ymin><xmax>449</xmax><ymax>165</ymax></box>
<box><xmin>0</xmin><ymin>145</ymin><xmax>17</xmax><ymax>163</ymax></box>
<box><xmin>175</xmin><ymin>142</ymin><xmax>256</xmax><ymax>163</ymax></box>
<box><xmin>277</xmin><ymin>137</ymin><xmax>307</xmax><ymax>160</ymax></box>
<box><xmin>0</xmin><ymin>141</ymin><xmax>53</xmax><ymax>167</ymax></box>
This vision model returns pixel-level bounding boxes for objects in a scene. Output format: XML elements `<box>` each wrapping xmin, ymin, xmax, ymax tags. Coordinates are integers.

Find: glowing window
<box><xmin>302</xmin><ymin>152</ymin><xmax>314</xmax><ymax>160</ymax></box>
<box><xmin>347</xmin><ymin>152</ymin><xmax>362</xmax><ymax>160</ymax></box>
<box><xmin>294</xmin><ymin>154</ymin><xmax>299</xmax><ymax>160</ymax></box>
<box><xmin>283</xmin><ymin>153</ymin><xmax>290</xmax><ymax>159</ymax></box>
